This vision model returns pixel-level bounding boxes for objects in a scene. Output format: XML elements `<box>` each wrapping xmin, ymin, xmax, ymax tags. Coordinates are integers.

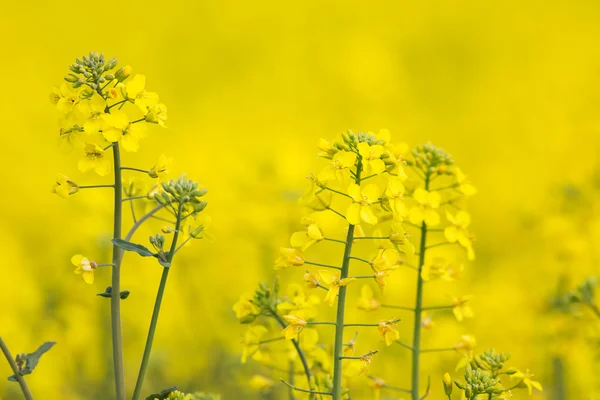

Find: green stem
<box><xmin>331</xmin><ymin>160</ymin><xmax>362</xmax><ymax>400</ymax></box>
<box><xmin>121</xmin><ymin>166</ymin><xmax>149</xmax><ymax>174</ymax></box>
<box><xmin>305</xmin><ymin>261</ymin><xmax>341</xmax><ymax>270</ymax></box>
<box><xmin>381</xmin><ymin>304</ymin><xmax>415</xmax><ymax>312</ymax></box>
<box><xmin>411</xmin><ymin>172</ymin><xmax>430</xmax><ymax>400</ymax></box>
<box><xmin>270</xmin><ymin>308</ymin><xmax>315</xmax><ymax>397</ymax></box>
<box><xmin>80</xmin><ymin>184</ymin><xmax>115</xmax><ymax>189</ymax></box>
<box><xmin>0</xmin><ymin>337</ymin><xmax>34</xmax><ymax>400</ymax></box>
<box><xmin>288</xmin><ymin>360</ymin><xmax>296</xmax><ymax>400</ymax></box>
<box><xmin>131</xmin><ymin>203</ymin><xmax>184</xmax><ymax>400</ymax></box>
<box><xmin>111</xmin><ymin>143</ymin><xmax>126</xmax><ymax>400</ymax></box>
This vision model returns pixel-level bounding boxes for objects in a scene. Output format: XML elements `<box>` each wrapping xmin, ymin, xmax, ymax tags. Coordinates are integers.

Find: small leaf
<box><xmin>112</xmin><ymin>239</ymin><xmax>155</xmax><ymax>257</ymax></box>
<box><xmin>8</xmin><ymin>342</ymin><xmax>56</xmax><ymax>381</ymax></box>
<box><xmin>144</xmin><ymin>386</ymin><xmax>178</xmax><ymax>400</ymax></box>
<box><xmin>120</xmin><ymin>290</ymin><xmax>131</xmax><ymax>300</ymax></box>
<box><xmin>97</xmin><ymin>286</ymin><xmax>113</xmax><ymax>298</ymax></box>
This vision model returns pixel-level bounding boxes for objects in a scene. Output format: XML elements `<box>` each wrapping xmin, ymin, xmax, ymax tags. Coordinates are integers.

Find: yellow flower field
<box><xmin>1</xmin><ymin>1</ymin><xmax>600</xmax><ymax>399</ymax></box>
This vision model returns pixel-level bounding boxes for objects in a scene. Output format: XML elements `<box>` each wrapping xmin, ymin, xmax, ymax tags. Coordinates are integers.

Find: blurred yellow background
<box><xmin>2</xmin><ymin>0</ymin><xmax>600</xmax><ymax>398</ymax></box>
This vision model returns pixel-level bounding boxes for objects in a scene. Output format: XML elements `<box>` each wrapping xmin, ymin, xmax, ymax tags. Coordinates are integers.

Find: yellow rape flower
<box><xmin>511</xmin><ymin>369</ymin><xmax>543</xmax><ymax>395</ymax></box>
<box><xmin>454</xmin><ymin>167</ymin><xmax>477</xmax><ymax>197</ymax></box>
<box><xmin>445</xmin><ymin>211</ymin><xmax>475</xmax><ymax>260</ymax></box>
<box><xmin>450</xmin><ymin>295</ymin><xmax>474</xmax><ymax>322</ymax></box>
<box><xmin>318</xmin><ymin>270</ymin><xmax>356</xmax><ymax>306</ymax></box>
<box><xmin>303</xmin><ymin>270</ymin><xmax>320</xmax><ymax>292</ymax></box>
<box><xmin>145</xmin><ymin>103</ymin><xmax>168</xmax><ymax>127</ymax></box>
<box><xmin>241</xmin><ymin>325</ymin><xmax>268</xmax><ymax>363</ymax></box>
<box><xmin>357</xmin><ymin>142</ymin><xmax>386</xmax><ymax>175</ymax></box>
<box><xmin>148</xmin><ymin>154</ymin><xmax>172</xmax><ymax>180</ymax></box>
<box><xmin>370</xmin><ymin>248</ymin><xmax>399</xmax><ymax>272</ymax></box>
<box><xmin>409</xmin><ymin>188</ymin><xmax>441</xmax><ymax>226</ymax></box>
<box><xmin>318</xmin><ymin>150</ymin><xmax>356</xmax><ymax>183</ymax></box>
<box><xmin>125</xmin><ymin>74</ymin><xmax>159</xmax><ymax>113</ymax></box>
<box><xmin>52</xmin><ymin>175</ymin><xmax>79</xmax><ymax>198</ymax></box>
<box><xmin>52</xmin><ymin>83</ymin><xmax>80</xmax><ymax>114</ymax></box>
<box><xmin>317</xmin><ymin>137</ymin><xmax>337</xmax><ymax>158</ymax></box>
<box><xmin>290</xmin><ymin>219</ymin><xmax>324</xmax><ymax>251</ymax></box>
<box><xmin>384</xmin><ymin>142</ymin><xmax>409</xmax><ymax>180</ymax></box>
<box><xmin>384</xmin><ymin>176</ymin><xmax>407</xmax><ymax>218</ymax></box>
<box><xmin>248</xmin><ymin>375</ymin><xmax>274</xmax><ymax>391</ymax></box>
<box><xmin>346</xmin><ymin>183</ymin><xmax>380</xmax><ymax>225</ymax></box>
<box><xmin>357</xmin><ymin>285</ymin><xmax>381</xmax><ymax>311</ymax></box>
<box><xmin>454</xmin><ymin>334</ymin><xmax>476</xmax><ymax>354</ymax></box>
<box><xmin>377</xmin><ymin>319</ymin><xmax>400</xmax><ymax>346</ymax></box>
<box><xmin>78</xmin><ymin>143</ymin><xmax>111</xmax><ymax>176</ymax></box>
<box><xmin>298</xmin><ymin>174</ymin><xmax>332</xmax><ymax>211</ymax></box>
<box><xmin>274</xmin><ymin>248</ymin><xmax>305</xmax><ymax>269</ymax></box>
<box><xmin>357</xmin><ymin>354</ymin><xmax>373</xmax><ymax>376</ymax></box>
<box><xmin>77</xmin><ymin>94</ymin><xmax>107</xmax><ymax>135</ymax></box>
<box><xmin>388</xmin><ymin>221</ymin><xmax>416</xmax><ymax>255</ymax></box>
<box><xmin>421</xmin><ymin>257</ymin><xmax>464</xmax><ymax>282</ymax></box>
<box><xmin>233</xmin><ymin>292</ymin><xmax>260</xmax><ymax>319</ymax></box>
<box><xmin>101</xmin><ymin>110</ymin><xmax>148</xmax><ymax>152</ymax></box>
<box><xmin>71</xmin><ymin>254</ymin><xmax>96</xmax><ymax>284</ymax></box>
<box><xmin>281</xmin><ymin>315</ymin><xmax>307</xmax><ymax>340</ymax></box>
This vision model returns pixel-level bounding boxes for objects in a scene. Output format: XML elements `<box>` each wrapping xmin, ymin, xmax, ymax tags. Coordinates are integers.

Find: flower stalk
<box><xmin>0</xmin><ymin>337</ymin><xmax>34</xmax><ymax>400</ymax></box>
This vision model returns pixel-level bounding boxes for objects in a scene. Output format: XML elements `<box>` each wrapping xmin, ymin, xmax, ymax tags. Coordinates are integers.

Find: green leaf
<box><xmin>97</xmin><ymin>286</ymin><xmax>113</xmax><ymax>298</ymax></box>
<box><xmin>112</xmin><ymin>239</ymin><xmax>155</xmax><ymax>257</ymax></box>
<box><xmin>8</xmin><ymin>342</ymin><xmax>56</xmax><ymax>381</ymax></box>
<box><xmin>144</xmin><ymin>386</ymin><xmax>178</xmax><ymax>400</ymax></box>
<box><xmin>120</xmin><ymin>290</ymin><xmax>131</xmax><ymax>300</ymax></box>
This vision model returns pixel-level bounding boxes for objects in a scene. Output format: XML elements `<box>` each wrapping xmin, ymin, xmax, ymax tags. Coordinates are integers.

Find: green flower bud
<box><xmin>64</xmin><ymin>74</ymin><xmax>79</xmax><ymax>83</ymax></box>
<box><xmin>443</xmin><ymin>373</ymin><xmax>453</xmax><ymax>396</ymax></box>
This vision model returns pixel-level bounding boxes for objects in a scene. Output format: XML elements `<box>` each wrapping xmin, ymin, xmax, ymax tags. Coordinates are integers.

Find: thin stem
<box><xmin>174</xmin><ymin>236</ymin><xmax>193</xmax><ymax>254</ymax></box>
<box><xmin>331</xmin><ymin>160</ymin><xmax>362</xmax><ymax>400</ymax></box>
<box><xmin>326</xmin><ymin>207</ymin><xmax>345</xmax><ymax>219</ymax></box>
<box><xmin>131</xmin><ymin>203</ymin><xmax>184</xmax><ymax>400</ymax></box>
<box><xmin>323</xmin><ymin>187</ymin><xmax>352</xmax><ymax>199</ymax></box>
<box><xmin>80</xmin><ymin>184</ymin><xmax>115</xmax><ymax>189</ymax></box>
<box><xmin>421</xmin><ymin>347</ymin><xmax>455</xmax><ymax>353</ymax></box>
<box><xmin>270</xmin><ymin>308</ymin><xmax>315</xmax><ymax>396</ymax></box>
<box><xmin>339</xmin><ymin>350</ymin><xmax>378</xmax><ymax>360</ymax></box>
<box><xmin>108</xmin><ymin>99</ymin><xmax>130</xmax><ymax>110</ymax></box>
<box><xmin>425</xmin><ymin>242</ymin><xmax>453</xmax><ymax>250</ymax></box>
<box><xmin>109</xmin><ymin>143</ymin><xmax>126</xmax><ymax>400</ymax></box>
<box><xmin>0</xmin><ymin>337</ymin><xmax>34</xmax><ymax>400</ymax></box>
<box><xmin>421</xmin><ymin>305</ymin><xmax>454</xmax><ymax>311</ymax></box>
<box><xmin>324</xmin><ymin>238</ymin><xmax>346</xmax><ymax>244</ymax></box>
<box><xmin>130</xmin><ymin>200</ymin><xmax>137</xmax><ymax>224</ymax></box>
<box><xmin>353</xmin><ymin>236</ymin><xmax>388</xmax><ymax>240</ymax></box>
<box><xmin>306</xmin><ymin>322</ymin><xmax>336</xmax><ymax>326</ymax></box>
<box><xmin>305</xmin><ymin>261</ymin><xmax>341</xmax><ymax>270</ymax></box>
<box><xmin>343</xmin><ymin>323</ymin><xmax>380</xmax><ymax>327</ymax></box>
<box><xmin>350</xmin><ymin>275</ymin><xmax>376</xmax><ymax>279</ymax></box>
<box><xmin>281</xmin><ymin>380</ymin><xmax>331</xmax><ymax>396</ymax></box>
<box><xmin>288</xmin><ymin>361</ymin><xmax>296</xmax><ymax>400</ymax></box>
<box><xmin>586</xmin><ymin>302</ymin><xmax>600</xmax><ymax>319</ymax></box>
<box><xmin>397</xmin><ymin>341</ymin><xmax>414</xmax><ymax>351</ymax></box>
<box><xmin>431</xmin><ymin>184</ymin><xmax>458</xmax><ymax>192</ymax></box>
<box><xmin>122</xmin><ymin>196</ymin><xmax>147</xmax><ymax>202</ymax></box>
<box><xmin>411</xmin><ymin>171</ymin><xmax>430</xmax><ymax>400</ymax></box>
<box><xmin>381</xmin><ymin>304</ymin><xmax>415</xmax><ymax>312</ymax></box>
<box><xmin>348</xmin><ymin>256</ymin><xmax>371</xmax><ymax>265</ymax></box>
<box><xmin>124</xmin><ymin>205</ymin><xmax>164</xmax><ymax>242</ymax></box>
<box><xmin>121</xmin><ymin>166</ymin><xmax>149</xmax><ymax>174</ymax></box>
<box><xmin>260</xmin><ymin>337</ymin><xmax>286</xmax><ymax>345</ymax></box>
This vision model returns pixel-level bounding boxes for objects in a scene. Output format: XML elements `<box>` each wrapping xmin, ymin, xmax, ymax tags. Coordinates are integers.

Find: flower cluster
<box><xmin>444</xmin><ymin>349</ymin><xmax>542</xmax><ymax>399</ymax></box>
<box><xmin>235</xmin><ymin>130</ymin><xmax>480</xmax><ymax>399</ymax></box>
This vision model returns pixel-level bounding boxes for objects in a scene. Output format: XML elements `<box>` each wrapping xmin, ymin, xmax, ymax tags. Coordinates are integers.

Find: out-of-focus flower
<box><xmin>357</xmin><ymin>285</ymin><xmax>381</xmax><ymax>311</ymax></box>
<box><xmin>409</xmin><ymin>188</ymin><xmax>441</xmax><ymax>226</ymax></box>
<box><xmin>378</xmin><ymin>319</ymin><xmax>400</xmax><ymax>346</ymax></box>
<box><xmin>274</xmin><ymin>248</ymin><xmax>304</xmax><ymax>269</ymax></box>
<box><xmin>78</xmin><ymin>143</ymin><xmax>111</xmax><ymax>176</ymax></box>
<box><xmin>71</xmin><ymin>254</ymin><xmax>96</xmax><ymax>284</ymax></box>
<box><xmin>281</xmin><ymin>315</ymin><xmax>307</xmax><ymax>340</ymax></box>
<box><xmin>318</xmin><ymin>270</ymin><xmax>356</xmax><ymax>306</ymax></box>
<box><xmin>52</xmin><ymin>175</ymin><xmax>79</xmax><ymax>198</ymax></box>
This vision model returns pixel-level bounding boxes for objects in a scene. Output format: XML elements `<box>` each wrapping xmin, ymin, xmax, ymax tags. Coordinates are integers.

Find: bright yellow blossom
<box><xmin>318</xmin><ymin>150</ymin><xmax>356</xmax><ymax>182</ymax></box>
<box><xmin>290</xmin><ymin>220</ymin><xmax>324</xmax><ymax>251</ymax></box>
<box><xmin>384</xmin><ymin>176</ymin><xmax>407</xmax><ymax>218</ymax></box>
<box><xmin>317</xmin><ymin>138</ymin><xmax>337</xmax><ymax>158</ymax></box>
<box><xmin>78</xmin><ymin>143</ymin><xmax>111</xmax><ymax>176</ymax></box>
<box><xmin>281</xmin><ymin>315</ymin><xmax>307</xmax><ymax>340</ymax></box>
<box><xmin>145</xmin><ymin>103</ymin><xmax>168</xmax><ymax>127</ymax></box>
<box><xmin>421</xmin><ymin>257</ymin><xmax>464</xmax><ymax>281</ymax></box>
<box><xmin>248</xmin><ymin>375</ymin><xmax>274</xmax><ymax>391</ymax></box>
<box><xmin>370</xmin><ymin>248</ymin><xmax>400</xmax><ymax>272</ymax></box>
<box><xmin>298</xmin><ymin>175</ymin><xmax>332</xmax><ymax>211</ymax></box>
<box><xmin>77</xmin><ymin>94</ymin><xmax>107</xmax><ymax>135</ymax></box>
<box><xmin>511</xmin><ymin>369</ymin><xmax>543</xmax><ymax>395</ymax></box>
<box><xmin>233</xmin><ymin>292</ymin><xmax>260</xmax><ymax>319</ymax></box>
<box><xmin>318</xmin><ymin>269</ymin><xmax>356</xmax><ymax>306</ymax></box>
<box><xmin>450</xmin><ymin>295</ymin><xmax>474</xmax><ymax>321</ymax></box>
<box><xmin>148</xmin><ymin>154</ymin><xmax>172</xmax><ymax>180</ymax></box>
<box><xmin>101</xmin><ymin>110</ymin><xmax>148</xmax><ymax>152</ymax></box>
<box><xmin>240</xmin><ymin>325</ymin><xmax>268</xmax><ymax>363</ymax></box>
<box><xmin>357</xmin><ymin>142</ymin><xmax>386</xmax><ymax>175</ymax></box>
<box><xmin>71</xmin><ymin>254</ymin><xmax>96</xmax><ymax>284</ymax></box>
<box><xmin>52</xmin><ymin>175</ymin><xmax>79</xmax><ymax>198</ymax></box>
<box><xmin>125</xmin><ymin>74</ymin><xmax>159</xmax><ymax>112</ymax></box>
<box><xmin>346</xmin><ymin>183</ymin><xmax>380</xmax><ymax>225</ymax></box>
<box><xmin>377</xmin><ymin>319</ymin><xmax>400</xmax><ymax>346</ymax></box>
<box><xmin>409</xmin><ymin>188</ymin><xmax>441</xmax><ymax>226</ymax></box>
<box><xmin>52</xmin><ymin>83</ymin><xmax>80</xmax><ymax>114</ymax></box>
<box><xmin>274</xmin><ymin>248</ymin><xmax>305</xmax><ymax>269</ymax></box>
<box><xmin>454</xmin><ymin>167</ymin><xmax>477</xmax><ymax>196</ymax></box>
<box><xmin>384</xmin><ymin>141</ymin><xmax>409</xmax><ymax>179</ymax></box>
<box><xmin>357</xmin><ymin>285</ymin><xmax>381</xmax><ymax>311</ymax></box>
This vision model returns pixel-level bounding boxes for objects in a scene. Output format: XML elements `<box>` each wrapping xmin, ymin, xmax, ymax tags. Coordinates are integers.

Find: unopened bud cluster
<box><xmin>411</xmin><ymin>142</ymin><xmax>455</xmax><ymax>174</ymax></box>
<box><xmin>474</xmin><ymin>349</ymin><xmax>511</xmax><ymax>374</ymax></box>
<box><xmin>455</xmin><ymin>363</ymin><xmax>499</xmax><ymax>397</ymax></box>
<box><xmin>154</xmin><ymin>176</ymin><xmax>208</xmax><ymax>215</ymax></box>
<box><xmin>65</xmin><ymin>51</ymin><xmax>118</xmax><ymax>91</ymax></box>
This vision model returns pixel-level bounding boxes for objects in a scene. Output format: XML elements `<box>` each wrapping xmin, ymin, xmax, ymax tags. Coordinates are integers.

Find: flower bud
<box><xmin>454</xmin><ymin>380</ymin><xmax>465</xmax><ymax>390</ymax></box>
<box><xmin>64</xmin><ymin>74</ymin><xmax>79</xmax><ymax>83</ymax></box>
<box><xmin>192</xmin><ymin>201</ymin><xmax>208</xmax><ymax>213</ymax></box>
<box><xmin>443</xmin><ymin>373</ymin><xmax>453</xmax><ymax>395</ymax></box>
<box><xmin>115</xmin><ymin>65</ymin><xmax>132</xmax><ymax>82</ymax></box>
